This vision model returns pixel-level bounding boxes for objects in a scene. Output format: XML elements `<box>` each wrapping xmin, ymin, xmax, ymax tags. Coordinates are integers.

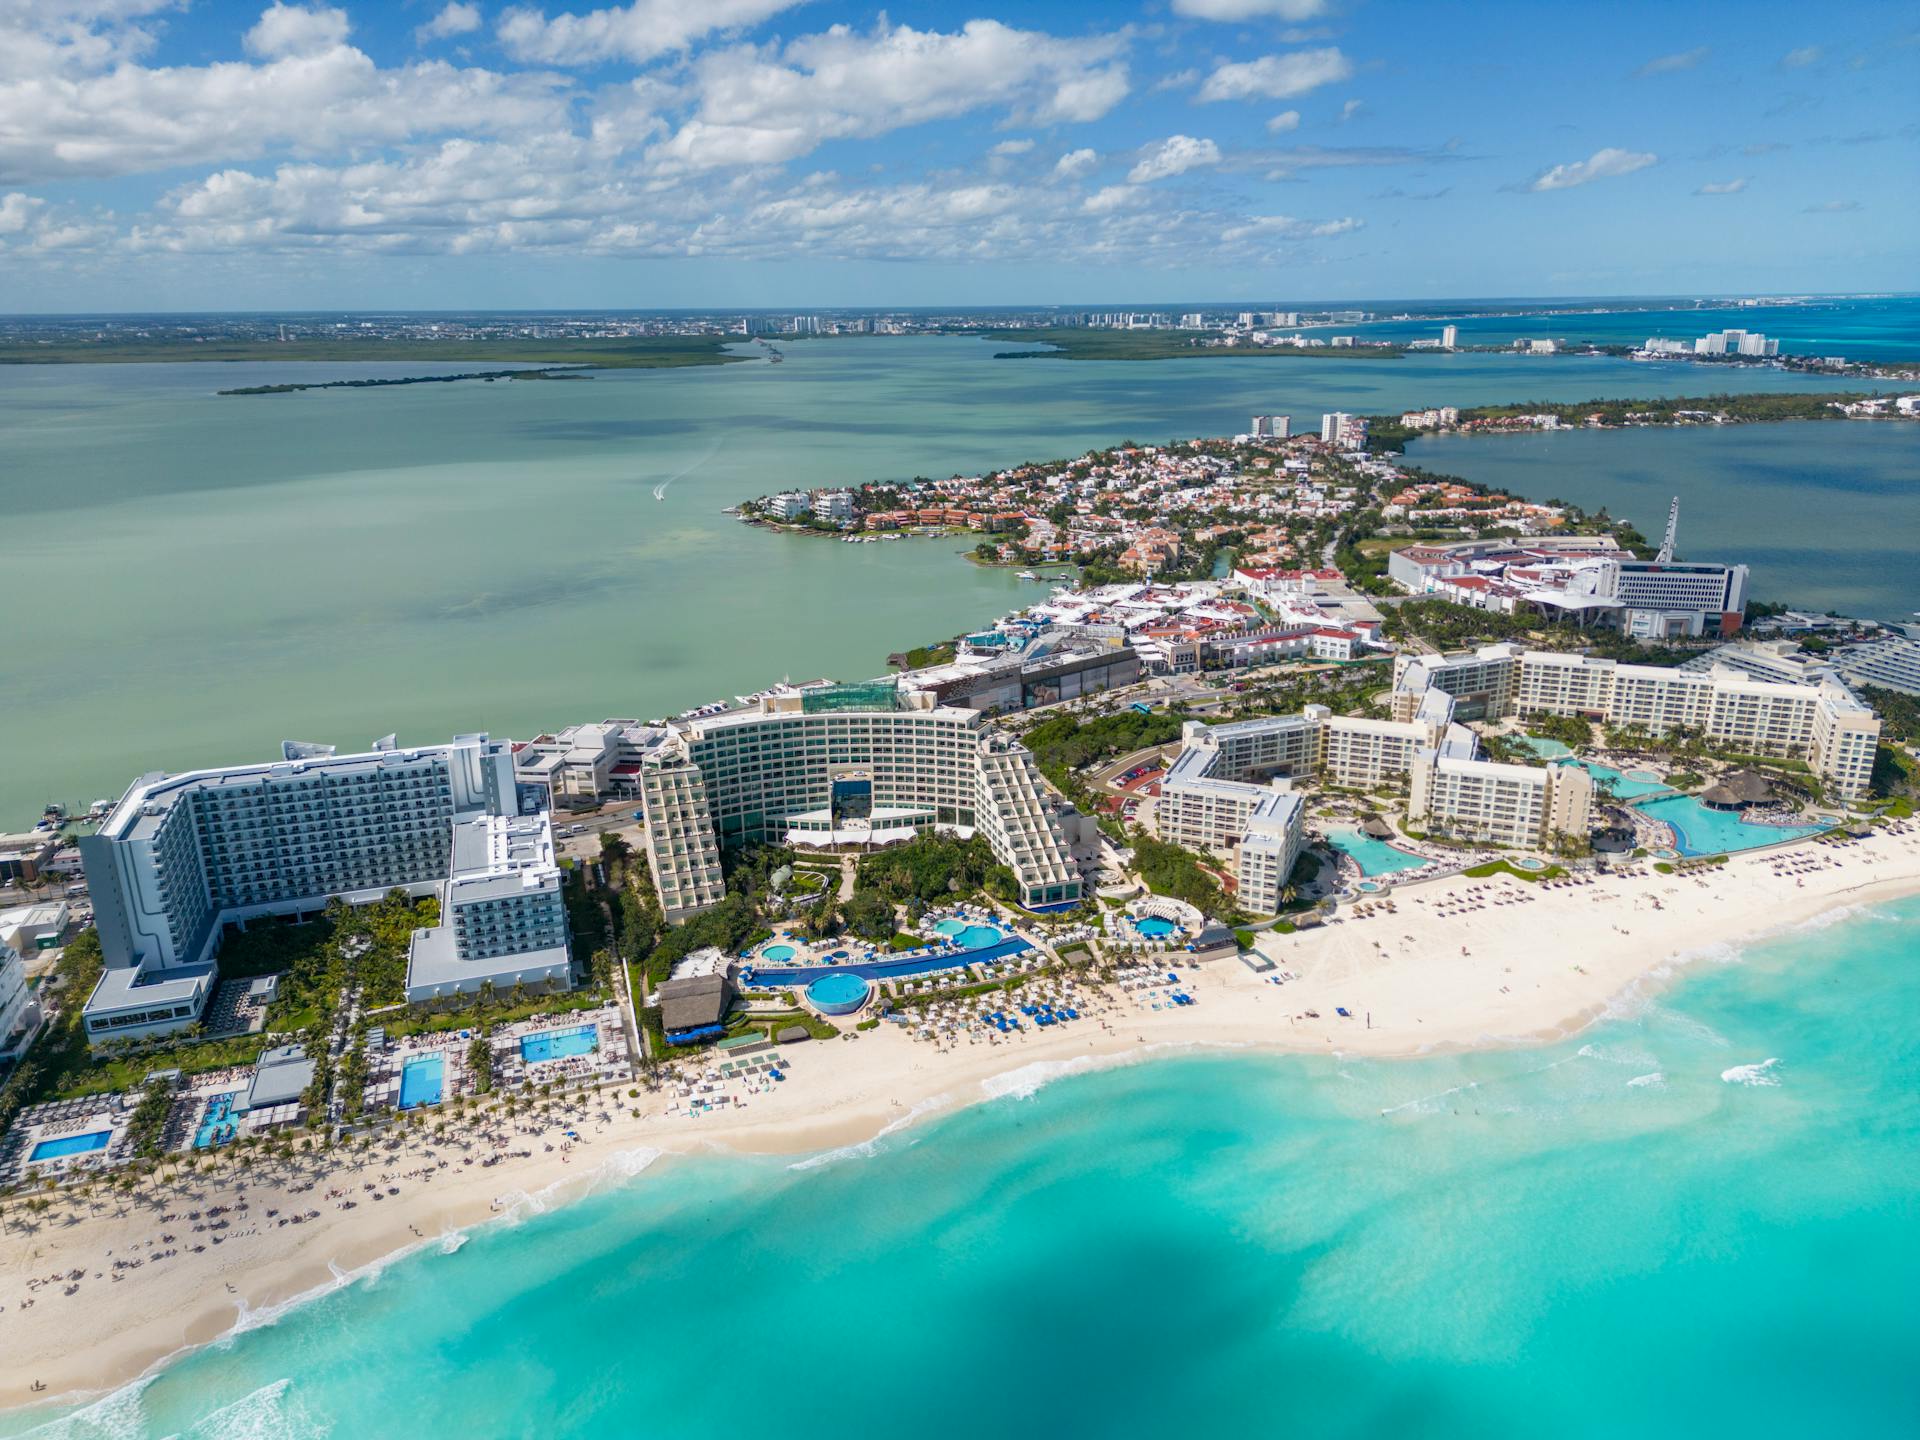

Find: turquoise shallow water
<box><xmin>23</xmin><ymin>897</ymin><xmax>1916</xmax><ymax>1438</ymax></box>
<box><xmin>1635</xmin><ymin>794</ymin><xmax>1826</xmax><ymax>856</ymax></box>
<box><xmin>1327</xmin><ymin>826</ymin><xmax>1431</xmax><ymax>875</ymax></box>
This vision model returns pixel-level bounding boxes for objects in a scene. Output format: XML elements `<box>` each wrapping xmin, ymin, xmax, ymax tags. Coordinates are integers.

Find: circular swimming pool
<box><xmin>1653</xmin><ymin>848</ymin><xmax>1679</xmax><ymax>860</ymax></box>
<box><xmin>1357</xmin><ymin>880</ymin><xmax>1383</xmax><ymax>893</ymax></box>
<box><xmin>1513</xmin><ymin>857</ymin><xmax>1547</xmax><ymax>871</ymax></box>
<box><xmin>761</xmin><ymin>943</ymin><xmax>797</xmax><ymax>964</ymax></box>
<box><xmin>933</xmin><ymin>918</ymin><xmax>967</xmax><ymax>937</ymax></box>
<box><xmin>806</xmin><ymin>972</ymin><xmax>871</xmax><ymax>1015</ymax></box>
<box><xmin>1624</xmin><ymin>770</ymin><xmax>1663</xmax><ymax>783</ymax></box>
<box><xmin>1135</xmin><ymin>916</ymin><xmax>1178</xmax><ymax>938</ymax></box>
<box><xmin>948</xmin><ymin>924</ymin><xmax>1003</xmax><ymax>949</ymax></box>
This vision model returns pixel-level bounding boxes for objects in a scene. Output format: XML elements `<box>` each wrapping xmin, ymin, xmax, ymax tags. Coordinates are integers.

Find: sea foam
<box><xmin>1721</xmin><ymin>1058</ymin><xmax>1782</xmax><ymax>1087</ymax></box>
<box><xmin>979</xmin><ymin>1055</ymin><xmax>1098</xmax><ymax>1102</ymax></box>
<box><xmin>787</xmin><ymin>1093</ymin><xmax>953</xmax><ymax>1170</ymax></box>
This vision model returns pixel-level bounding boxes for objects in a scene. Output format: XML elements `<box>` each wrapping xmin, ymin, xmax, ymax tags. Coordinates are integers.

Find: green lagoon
<box><xmin>0</xmin><ymin>338</ymin><xmax>1898</xmax><ymax>825</ymax></box>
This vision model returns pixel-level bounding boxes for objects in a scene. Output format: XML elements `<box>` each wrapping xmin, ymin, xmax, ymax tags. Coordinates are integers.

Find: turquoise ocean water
<box><xmin>11</xmin><ymin>896</ymin><xmax>1917</xmax><ymax>1439</ymax></box>
<box><xmin>1337</xmin><ymin>294</ymin><xmax>1920</xmax><ymax>362</ymax></box>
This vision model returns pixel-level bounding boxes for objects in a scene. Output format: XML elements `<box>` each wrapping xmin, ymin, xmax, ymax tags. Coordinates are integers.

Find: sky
<box><xmin>1</xmin><ymin>0</ymin><xmax>1916</xmax><ymax>311</ymax></box>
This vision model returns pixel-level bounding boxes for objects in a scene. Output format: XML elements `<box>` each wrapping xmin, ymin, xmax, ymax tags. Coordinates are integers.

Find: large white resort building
<box><xmin>78</xmin><ymin>735</ymin><xmax>571</xmax><ymax>1046</ymax></box>
<box><xmin>640</xmin><ymin>682</ymin><xmax>1086</xmax><ymax>922</ymax></box>
<box><xmin>1393</xmin><ymin>645</ymin><xmax>1881</xmax><ymax>798</ymax></box>
<box><xmin>1157</xmin><ymin>686</ymin><xmax>1598</xmax><ymax>905</ymax></box>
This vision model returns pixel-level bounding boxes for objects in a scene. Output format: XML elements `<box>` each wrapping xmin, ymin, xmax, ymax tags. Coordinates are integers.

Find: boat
<box><xmin>1017</xmin><ymin>570</ymin><xmax>1039</xmax><ymax>580</ymax></box>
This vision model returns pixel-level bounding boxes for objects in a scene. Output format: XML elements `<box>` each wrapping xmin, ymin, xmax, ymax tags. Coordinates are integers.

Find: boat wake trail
<box><xmin>651</xmin><ymin>435</ymin><xmax>725</xmax><ymax>501</ymax></box>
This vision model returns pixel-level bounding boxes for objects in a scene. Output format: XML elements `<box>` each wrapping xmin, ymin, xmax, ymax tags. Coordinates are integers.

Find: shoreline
<box><xmin>4</xmin><ymin>825</ymin><xmax>1918</xmax><ymax>1418</ymax></box>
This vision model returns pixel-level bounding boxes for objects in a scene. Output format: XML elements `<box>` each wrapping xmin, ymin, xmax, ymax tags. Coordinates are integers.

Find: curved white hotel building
<box><xmin>641</xmin><ymin>683</ymin><xmax>1084</xmax><ymax>922</ymax></box>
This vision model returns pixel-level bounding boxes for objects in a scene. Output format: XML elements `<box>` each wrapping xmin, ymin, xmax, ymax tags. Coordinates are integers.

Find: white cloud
<box><xmin>417</xmin><ymin>3</ymin><xmax>483</xmax><ymax>43</ymax></box>
<box><xmin>1802</xmin><ymin>198</ymin><xmax>1860</xmax><ymax>212</ymax></box>
<box><xmin>1173</xmin><ymin>0</ymin><xmax>1328</xmax><ymax>19</ymax></box>
<box><xmin>1217</xmin><ymin>212</ymin><xmax>1361</xmax><ymax>242</ymax></box>
<box><xmin>0</xmin><ymin>188</ymin><xmax>109</xmax><ymax>251</ymax></box>
<box><xmin>0</xmin><ymin>43</ymin><xmax>574</xmax><ymax>181</ymax></box>
<box><xmin>1636</xmin><ymin>46</ymin><xmax>1707</xmax><ymax>76</ymax></box>
<box><xmin>1526</xmin><ymin>146</ymin><xmax>1657</xmax><ymax>191</ymax></box>
<box><xmin>1127</xmin><ymin>134</ymin><xmax>1221</xmax><ymax>184</ymax></box>
<box><xmin>496</xmin><ymin>0</ymin><xmax>808</xmax><ymax>66</ymax></box>
<box><xmin>1054</xmin><ymin>147</ymin><xmax>1098</xmax><ymax>178</ymax></box>
<box><xmin>243</xmin><ymin>4</ymin><xmax>351</xmax><ymax>61</ymax></box>
<box><xmin>118</xmin><ymin>141</ymin><xmax>1365</xmax><ymax>273</ymax></box>
<box><xmin>1198</xmin><ymin>48</ymin><xmax>1351</xmax><ymax>103</ymax></box>
<box><xmin>649</xmin><ymin>21</ymin><xmax>1130</xmax><ymax>172</ymax></box>
<box><xmin>1694</xmin><ymin>177</ymin><xmax>1747</xmax><ymax>195</ymax></box>
<box><xmin>989</xmin><ymin>138</ymin><xmax>1034</xmax><ymax>157</ymax></box>
<box><xmin>1338</xmin><ymin>98</ymin><xmax>1363</xmax><ymax>122</ymax></box>
<box><xmin>0</xmin><ymin>191</ymin><xmax>45</xmax><ymax>235</ymax></box>
<box><xmin>0</xmin><ymin>1</ymin><xmax>176</xmax><ymax>82</ymax></box>
<box><xmin>1082</xmin><ymin>185</ymin><xmax>1141</xmax><ymax>214</ymax></box>
<box><xmin>1266</xmin><ymin>109</ymin><xmax>1300</xmax><ymax>133</ymax></box>
<box><xmin>1780</xmin><ymin>45</ymin><xmax>1823</xmax><ymax>68</ymax></box>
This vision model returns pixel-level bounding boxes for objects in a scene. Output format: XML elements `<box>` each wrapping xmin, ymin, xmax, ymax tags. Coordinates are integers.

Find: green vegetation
<box><xmin>1462</xmin><ymin>859</ymin><xmax>1569</xmax><ymax>882</ymax></box>
<box><xmin>124</xmin><ymin>1080</ymin><xmax>176</xmax><ymax>1158</ymax></box>
<box><xmin>856</xmin><ymin>833</ymin><xmax>1000</xmax><ymax>904</ymax></box>
<box><xmin>1456</xmin><ymin>391</ymin><xmax>1865</xmax><ymax>428</ymax></box>
<box><xmin>1132</xmin><ymin>834</ymin><xmax>1240</xmax><ymax>920</ymax></box>
<box><xmin>391</xmin><ymin>987</ymin><xmax>601</xmax><ymax>1037</ymax></box>
<box><xmin>1</xmin><ymin>335</ymin><xmax>745</xmax><ymax>369</ymax></box>
<box><xmin>981</xmin><ymin>328</ymin><xmax>1407</xmax><ymax>362</ymax></box>
<box><xmin>1654</xmin><ymin>855</ymin><xmax>1729</xmax><ymax>874</ymax></box>
<box><xmin>1021</xmin><ymin>708</ymin><xmax>1186</xmax><ymax>799</ymax></box>
<box><xmin>889</xmin><ymin>639</ymin><xmax>958</xmax><ymax>670</ymax></box>
<box><xmin>219</xmin><ymin>368</ymin><xmax>591</xmax><ymax>395</ymax></box>
<box><xmin>1524</xmin><ymin>713</ymin><xmax>1597</xmax><ymax>749</ymax></box>
<box><xmin>1862</xmin><ymin>686</ymin><xmax>1920</xmax><ymax>744</ymax></box>
<box><xmin>1385</xmin><ymin>598</ymin><xmax>1700</xmax><ymax>666</ymax></box>
<box><xmin>841</xmin><ymin>889</ymin><xmax>898</xmax><ymax>941</ymax></box>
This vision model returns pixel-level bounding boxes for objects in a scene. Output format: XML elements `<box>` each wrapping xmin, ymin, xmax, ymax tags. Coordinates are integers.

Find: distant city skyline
<box><xmin>1</xmin><ymin>0</ymin><xmax>1916</xmax><ymax>311</ymax></box>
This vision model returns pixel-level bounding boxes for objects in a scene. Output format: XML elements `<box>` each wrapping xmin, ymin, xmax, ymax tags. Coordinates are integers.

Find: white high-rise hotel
<box><xmin>79</xmin><ymin>735</ymin><xmax>570</xmax><ymax>1045</ymax></box>
<box><xmin>641</xmin><ymin>684</ymin><xmax>1084</xmax><ymax>922</ymax></box>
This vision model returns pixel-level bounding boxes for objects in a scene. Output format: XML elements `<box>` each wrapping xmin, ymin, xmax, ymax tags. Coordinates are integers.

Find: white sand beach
<box><xmin>3</xmin><ymin>824</ymin><xmax>1917</xmax><ymax>1412</ymax></box>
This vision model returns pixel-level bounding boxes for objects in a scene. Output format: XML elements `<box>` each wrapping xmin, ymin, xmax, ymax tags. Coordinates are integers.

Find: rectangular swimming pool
<box><xmin>521</xmin><ymin>1023</ymin><xmax>599</xmax><ymax>1064</ymax></box>
<box><xmin>30</xmin><ymin>1130</ymin><xmax>110</xmax><ymax>1162</ymax></box>
<box><xmin>398</xmin><ymin>1053</ymin><xmax>445</xmax><ymax>1110</ymax></box>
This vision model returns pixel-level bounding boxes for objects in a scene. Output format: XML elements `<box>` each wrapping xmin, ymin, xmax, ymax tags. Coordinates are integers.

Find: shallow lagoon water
<box><xmin>0</xmin><ymin>338</ymin><xmax>1893</xmax><ymax>825</ymax></box>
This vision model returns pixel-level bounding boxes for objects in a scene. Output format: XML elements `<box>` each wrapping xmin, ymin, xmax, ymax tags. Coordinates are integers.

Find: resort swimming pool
<box><xmin>1559</xmin><ymin>758</ymin><xmax>1672</xmax><ymax>800</ymax></box>
<box><xmin>1326</xmin><ymin>828</ymin><xmax>1430</xmax><ymax>877</ymax></box>
<box><xmin>1135</xmin><ymin>916</ymin><xmax>1179</xmax><ymax>938</ymax></box>
<box><xmin>806</xmin><ymin>972</ymin><xmax>871</xmax><ymax>1015</ymax></box>
<box><xmin>193</xmin><ymin>1092</ymin><xmax>240</xmax><ymax>1149</ymax></box>
<box><xmin>29</xmin><ymin>1130</ymin><xmax>110</xmax><ymax>1162</ymax></box>
<box><xmin>760</xmin><ymin>944</ymin><xmax>797</xmax><ymax>964</ymax></box>
<box><xmin>398</xmin><ymin>1053</ymin><xmax>445</xmax><ymax>1110</ymax></box>
<box><xmin>1636</xmin><ymin>795</ymin><xmax>1826</xmax><ymax>857</ymax></box>
<box><xmin>938</xmin><ymin>922</ymin><xmax>1004</xmax><ymax>949</ymax></box>
<box><xmin>521</xmin><ymin>1024</ymin><xmax>598</xmax><ymax>1064</ymax></box>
